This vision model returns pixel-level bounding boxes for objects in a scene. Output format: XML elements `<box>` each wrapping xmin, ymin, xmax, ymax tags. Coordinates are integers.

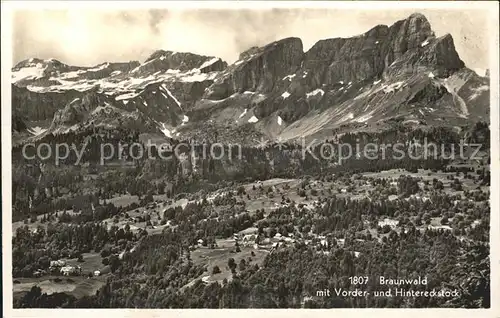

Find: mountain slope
<box><xmin>11</xmin><ymin>13</ymin><xmax>490</xmax><ymax>144</ymax></box>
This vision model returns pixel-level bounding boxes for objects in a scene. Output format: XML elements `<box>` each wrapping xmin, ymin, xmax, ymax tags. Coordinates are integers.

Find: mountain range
<box><xmin>11</xmin><ymin>13</ymin><xmax>490</xmax><ymax>145</ymax></box>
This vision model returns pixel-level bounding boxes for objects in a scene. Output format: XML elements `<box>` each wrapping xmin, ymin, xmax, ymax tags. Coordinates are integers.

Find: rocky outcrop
<box><xmin>384</xmin><ymin>33</ymin><xmax>464</xmax><ymax>79</ymax></box>
<box><xmin>407</xmin><ymin>81</ymin><xmax>448</xmax><ymax>104</ymax></box>
<box><xmin>133</xmin><ymin>50</ymin><xmax>227</xmax><ymax>76</ymax></box>
<box><xmin>198</xmin><ymin>13</ymin><xmax>467</xmax><ymax>131</ymax></box>
<box><xmin>12</xmin><ymin>52</ymin><xmax>225</xmax><ymax>125</ymax></box>
<box><xmin>77</xmin><ymin>61</ymin><xmax>140</xmax><ymax>80</ymax></box>
<box><xmin>12</xmin><ymin>85</ymin><xmax>85</xmax><ymax>121</ymax></box>
<box><xmin>119</xmin><ymin>82</ymin><xmax>185</xmax><ymax>126</ymax></box>
<box><xmin>51</xmin><ymin>88</ymin><xmax>107</xmax><ymax>127</ymax></box>
<box><xmin>204</xmin><ymin>13</ymin><xmax>448</xmax><ymax>100</ymax></box>
<box><xmin>204</xmin><ymin>37</ymin><xmax>304</xmax><ymax>99</ymax></box>
<box><xmin>43</xmin><ymin>79</ymin><xmax>194</xmax><ymax>136</ymax></box>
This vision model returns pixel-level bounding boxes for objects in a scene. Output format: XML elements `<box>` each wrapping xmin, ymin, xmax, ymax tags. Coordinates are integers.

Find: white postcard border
<box><xmin>2</xmin><ymin>1</ymin><xmax>499</xmax><ymax>317</ymax></box>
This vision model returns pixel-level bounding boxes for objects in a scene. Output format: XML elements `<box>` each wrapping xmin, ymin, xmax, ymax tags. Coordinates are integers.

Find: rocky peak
<box><xmin>101</xmin><ymin>61</ymin><xmax>140</xmax><ymax>72</ymax></box>
<box><xmin>13</xmin><ymin>58</ymin><xmax>66</xmax><ymax>70</ymax></box>
<box><xmin>303</xmin><ymin>25</ymin><xmax>389</xmax><ymax>87</ymax></box>
<box><xmin>12</xmin><ymin>58</ymin><xmax>75</xmax><ymax>85</ymax></box>
<box><xmin>204</xmin><ymin>37</ymin><xmax>303</xmax><ymax>99</ymax></box>
<box><xmin>49</xmin><ymin>88</ymin><xmax>112</xmax><ymax>129</ymax></box>
<box><xmin>426</xmin><ymin>34</ymin><xmax>464</xmax><ymax>70</ymax></box>
<box><xmin>389</xmin><ymin>13</ymin><xmax>433</xmax><ymax>54</ymax></box>
<box><xmin>238</xmin><ymin>46</ymin><xmax>260</xmax><ymax>60</ymax></box>
<box><xmin>136</xmin><ymin>50</ymin><xmax>227</xmax><ymax>75</ymax></box>
<box><xmin>384</xmin><ymin>32</ymin><xmax>464</xmax><ymax>79</ymax></box>
<box><xmin>297</xmin><ymin>12</ymin><xmax>462</xmax><ymax>86</ymax></box>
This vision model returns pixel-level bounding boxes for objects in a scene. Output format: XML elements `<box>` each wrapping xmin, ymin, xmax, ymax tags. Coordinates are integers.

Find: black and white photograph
<box><xmin>2</xmin><ymin>1</ymin><xmax>499</xmax><ymax>313</ymax></box>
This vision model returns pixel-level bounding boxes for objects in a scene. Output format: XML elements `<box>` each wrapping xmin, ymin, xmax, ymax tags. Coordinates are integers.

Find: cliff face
<box><xmin>205</xmin><ymin>13</ymin><xmax>463</xmax><ymax>97</ymax></box>
<box><xmin>12</xmin><ymin>13</ymin><xmax>489</xmax><ymax>144</ymax></box>
<box><xmin>205</xmin><ymin>37</ymin><xmax>303</xmax><ymax>100</ymax></box>
<box><xmin>12</xmin><ymin>85</ymin><xmax>85</xmax><ymax>121</ymax></box>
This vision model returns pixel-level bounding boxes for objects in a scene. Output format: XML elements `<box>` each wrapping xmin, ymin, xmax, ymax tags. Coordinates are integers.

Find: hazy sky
<box><xmin>12</xmin><ymin>8</ymin><xmax>491</xmax><ymax>69</ymax></box>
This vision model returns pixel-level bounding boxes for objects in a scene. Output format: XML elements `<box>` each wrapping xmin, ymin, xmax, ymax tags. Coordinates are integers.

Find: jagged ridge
<box><xmin>11</xmin><ymin>13</ymin><xmax>489</xmax><ymax>144</ymax></box>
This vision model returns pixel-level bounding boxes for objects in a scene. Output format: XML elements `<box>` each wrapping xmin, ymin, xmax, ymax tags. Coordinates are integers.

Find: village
<box><xmin>15</xmin><ymin>163</ymin><xmax>488</xmax><ymax>294</ymax></box>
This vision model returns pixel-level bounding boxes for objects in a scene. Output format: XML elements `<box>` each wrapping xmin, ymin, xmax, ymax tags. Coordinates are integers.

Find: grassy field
<box><xmin>100</xmin><ymin>194</ymin><xmax>139</xmax><ymax>207</ymax></box>
<box><xmin>64</xmin><ymin>252</ymin><xmax>104</xmax><ymax>274</ymax></box>
<box><xmin>362</xmin><ymin>168</ymin><xmax>488</xmax><ymax>193</ymax></box>
<box><xmin>12</xmin><ymin>210</ymin><xmax>79</xmax><ymax>234</ymax></box>
<box><xmin>188</xmin><ymin>241</ymin><xmax>270</xmax><ymax>287</ymax></box>
<box><xmin>13</xmin><ymin>252</ymin><xmax>108</xmax><ymax>300</ymax></box>
<box><xmin>13</xmin><ymin>275</ymin><xmax>106</xmax><ymax>298</ymax></box>
<box><xmin>101</xmin><ymin>196</ymin><xmax>187</xmax><ymax>234</ymax></box>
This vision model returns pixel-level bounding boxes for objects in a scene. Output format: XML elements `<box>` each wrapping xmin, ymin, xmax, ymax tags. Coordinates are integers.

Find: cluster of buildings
<box><xmin>232</xmin><ymin>231</ymin><xmax>297</xmax><ymax>252</ymax></box>
<box><xmin>49</xmin><ymin>259</ymin><xmax>82</xmax><ymax>276</ymax></box>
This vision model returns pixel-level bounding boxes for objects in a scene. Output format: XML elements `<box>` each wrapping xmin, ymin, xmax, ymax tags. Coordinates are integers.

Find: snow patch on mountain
<box><xmin>354</xmin><ymin>112</ymin><xmax>374</xmax><ymax>123</ymax></box>
<box><xmin>239</xmin><ymin>108</ymin><xmax>248</xmax><ymax>118</ymax></box>
<box><xmin>383</xmin><ymin>81</ymin><xmax>405</xmax><ymax>93</ymax></box>
<box><xmin>403</xmin><ymin>119</ymin><xmax>420</xmax><ymax>124</ymax></box>
<box><xmin>469</xmin><ymin>85</ymin><xmax>489</xmax><ymax>100</ymax></box>
<box><xmin>179</xmin><ymin>70</ymin><xmax>217</xmax><ymax>82</ymax></box>
<box><xmin>24</xmin><ymin>85</ymin><xmax>51</xmax><ymax>93</ymax></box>
<box><xmin>306</xmin><ymin>89</ymin><xmax>325</xmax><ymax>98</ymax></box>
<box><xmin>28</xmin><ymin>126</ymin><xmax>48</xmax><ymax>136</ymax></box>
<box><xmin>248</xmin><ymin>116</ymin><xmax>259</xmax><ymax>123</ymax></box>
<box><xmin>161</xmin><ymin>84</ymin><xmax>182</xmax><ymax>110</ymax></box>
<box><xmin>59</xmin><ymin>70</ymin><xmax>85</xmax><ymax>79</ymax></box>
<box><xmin>199</xmin><ymin>57</ymin><xmax>220</xmax><ymax>69</ymax></box>
<box><xmin>160</xmin><ymin>123</ymin><xmax>172</xmax><ymax>138</ymax></box>
<box><xmin>281</xmin><ymin>91</ymin><xmax>291</xmax><ymax>99</ymax></box>
<box><xmin>88</xmin><ymin>63</ymin><xmax>110</xmax><ymax>72</ymax></box>
<box><xmin>12</xmin><ymin>64</ymin><xmax>46</xmax><ymax>82</ymax></box>
<box><xmin>18</xmin><ymin>64</ymin><xmax>219</xmax><ymax>93</ymax></box>
<box><xmin>337</xmin><ymin>112</ymin><xmax>355</xmax><ymax>124</ymax></box>
<box><xmin>116</xmin><ymin>92</ymin><xmax>140</xmax><ymax>101</ymax></box>
<box><xmin>277</xmin><ymin>116</ymin><xmax>283</xmax><ymax>126</ymax></box>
